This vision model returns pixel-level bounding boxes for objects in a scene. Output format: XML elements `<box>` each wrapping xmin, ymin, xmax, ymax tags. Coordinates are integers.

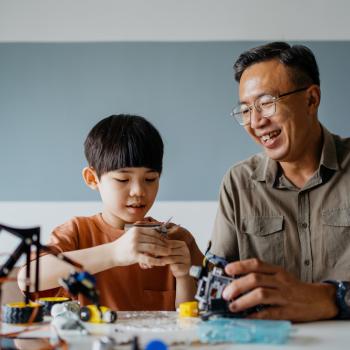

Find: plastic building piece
<box><xmin>51</xmin><ymin>302</ymin><xmax>88</xmax><ymax>334</ymax></box>
<box><xmin>145</xmin><ymin>339</ymin><xmax>168</xmax><ymax>350</ymax></box>
<box><xmin>60</xmin><ymin>271</ymin><xmax>100</xmax><ymax>306</ymax></box>
<box><xmin>198</xmin><ymin>318</ymin><xmax>292</xmax><ymax>344</ymax></box>
<box><xmin>80</xmin><ymin>305</ymin><xmax>117</xmax><ymax>323</ymax></box>
<box><xmin>178</xmin><ymin>301</ymin><xmax>199</xmax><ymax>318</ymax></box>
<box><xmin>92</xmin><ymin>336</ymin><xmax>117</xmax><ymax>350</ymax></box>
<box><xmin>190</xmin><ymin>253</ymin><xmax>264</xmax><ymax>320</ymax></box>
<box><xmin>36</xmin><ymin>296</ymin><xmax>71</xmax><ymax>316</ymax></box>
<box><xmin>2</xmin><ymin>301</ymin><xmax>43</xmax><ymax>324</ymax></box>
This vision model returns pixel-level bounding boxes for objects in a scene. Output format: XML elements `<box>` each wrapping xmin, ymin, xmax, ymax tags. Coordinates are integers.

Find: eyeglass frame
<box><xmin>231</xmin><ymin>86</ymin><xmax>310</xmax><ymax>126</ymax></box>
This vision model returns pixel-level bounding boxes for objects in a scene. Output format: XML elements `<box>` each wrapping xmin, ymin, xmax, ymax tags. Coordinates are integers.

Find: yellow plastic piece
<box><xmin>80</xmin><ymin>305</ymin><xmax>116</xmax><ymax>323</ymax></box>
<box><xmin>6</xmin><ymin>301</ymin><xmax>41</xmax><ymax>308</ymax></box>
<box><xmin>36</xmin><ymin>297</ymin><xmax>70</xmax><ymax>302</ymax></box>
<box><xmin>179</xmin><ymin>301</ymin><xmax>199</xmax><ymax>318</ymax></box>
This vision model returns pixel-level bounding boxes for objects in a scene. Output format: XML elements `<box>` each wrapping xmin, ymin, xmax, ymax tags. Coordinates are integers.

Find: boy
<box><xmin>18</xmin><ymin>114</ymin><xmax>203</xmax><ymax>310</ymax></box>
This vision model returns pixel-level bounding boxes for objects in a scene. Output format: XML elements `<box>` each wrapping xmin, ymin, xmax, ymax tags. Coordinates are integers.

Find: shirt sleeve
<box><xmin>209</xmin><ymin>170</ymin><xmax>239</xmax><ymax>262</ymax></box>
<box><xmin>21</xmin><ymin>219</ymin><xmax>81</xmax><ymax>300</ymax></box>
<box><xmin>45</xmin><ymin>219</ymin><xmax>80</xmax><ymax>253</ymax></box>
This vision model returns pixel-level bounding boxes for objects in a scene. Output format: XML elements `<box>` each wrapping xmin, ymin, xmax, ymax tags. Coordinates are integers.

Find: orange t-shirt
<box><xmin>37</xmin><ymin>214</ymin><xmax>203</xmax><ymax>311</ymax></box>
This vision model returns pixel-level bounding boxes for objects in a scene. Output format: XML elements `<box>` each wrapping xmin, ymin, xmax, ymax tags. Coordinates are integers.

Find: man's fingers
<box><xmin>227</xmin><ymin>287</ymin><xmax>286</xmax><ymax>313</ymax></box>
<box><xmin>225</xmin><ymin>258</ymin><xmax>281</xmax><ymax>276</ymax></box>
<box><xmin>247</xmin><ymin>306</ymin><xmax>285</xmax><ymax>320</ymax></box>
<box><xmin>222</xmin><ymin>273</ymin><xmax>279</xmax><ymax>300</ymax></box>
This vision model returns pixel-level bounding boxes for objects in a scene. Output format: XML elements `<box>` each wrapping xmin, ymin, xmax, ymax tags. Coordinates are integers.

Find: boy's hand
<box><xmin>164</xmin><ymin>239</ymin><xmax>192</xmax><ymax>279</ymax></box>
<box><xmin>112</xmin><ymin>226</ymin><xmax>170</xmax><ymax>267</ymax></box>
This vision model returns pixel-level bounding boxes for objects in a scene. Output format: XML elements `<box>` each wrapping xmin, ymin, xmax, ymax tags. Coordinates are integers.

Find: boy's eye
<box><xmin>115</xmin><ymin>179</ymin><xmax>128</xmax><ymax>183</ymax></box>
<box><xmin>145</xmin><ymin>178</ymin><xmax>157</xmax><ymax>182</ymax></box>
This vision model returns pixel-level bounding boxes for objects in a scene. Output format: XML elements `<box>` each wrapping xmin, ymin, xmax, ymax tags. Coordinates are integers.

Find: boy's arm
<box><xmin>18</xmin><ymin>227</ymin><xmax>171</xmax><ymax>292</ymax></box>
<box><xmin>165</xmin><ymin>226</ymin><xmax>205</xmax><ymax>307</ymax></box>
<box><xmin>175</xmin><ymin>275</ymin><xmax>197</xmax><ymax>307</ymax></box>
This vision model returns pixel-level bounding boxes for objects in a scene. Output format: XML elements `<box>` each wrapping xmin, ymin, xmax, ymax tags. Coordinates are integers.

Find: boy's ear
<box><xmin>82</xmin><ymin>167</ymin><xmax>99</xmax><ymax>190</ymax></box>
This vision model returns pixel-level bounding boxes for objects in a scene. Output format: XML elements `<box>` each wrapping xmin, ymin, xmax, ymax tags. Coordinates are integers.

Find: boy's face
<box><xmin>94</xmin><ymin>167</ymin><xmax>160</xmax><ymax>228</ymax></box>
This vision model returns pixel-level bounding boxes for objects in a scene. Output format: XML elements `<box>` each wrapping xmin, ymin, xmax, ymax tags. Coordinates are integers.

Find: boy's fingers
<box><xmin>139</xmin><ymin>254</ymin><xmax>166</xmax><ymax>267</ymax></box>
<box><xmin>138</xmin><ymin>235</ymin><xmax>168</xmax><ymax>247</ymax></box>
<box><xmin>137</xmin><ymin>227</ymin><xmax>167</xmax><ymax>241</ymax></box>
<box><xmin>166</xmin><ymin>239</ymin><xmax>186</xmax><ymax>248</ymax></box>
<box><xmin>138</xmin><ymin>243</ymin><xmax>171</xmax><ymax>256</ymax></box>
<box><xmin>159</xmin><ymin>255</ymin><xmax>190</xmax><ymax>265</ymax></box>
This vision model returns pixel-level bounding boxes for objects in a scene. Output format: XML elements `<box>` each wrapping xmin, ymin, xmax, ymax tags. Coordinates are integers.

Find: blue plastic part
<box><xmin>205</xmin><ymin>252</ymin><xmax>229</xmax><ymax>268</ymax></box>
<box><xmin>198</xmin><ymin>318</ymin><xmax>292</xmax><ymax>344</ymax></box>
<box><xmin>76</xmin><ymin>271</ymin><xmax>96</xmax><ymax>284</ymax></box>
<box><xmin>145</xmin><ymin>339</ymin><xmax>168</xmax><ymax>350</ymax></box>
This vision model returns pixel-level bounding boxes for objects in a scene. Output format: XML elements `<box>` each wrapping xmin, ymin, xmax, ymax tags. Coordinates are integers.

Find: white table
<box><xmin>1</xmin><ymin>312</ymin><xmax>350</xmax><ymax>349</ymax></box>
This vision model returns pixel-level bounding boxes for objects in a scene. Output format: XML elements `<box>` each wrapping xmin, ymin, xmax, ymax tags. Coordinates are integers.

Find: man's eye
<box><xmin>261</xmin><ymin>101</ymin><xmax>273</xmax><ymax>108</ymax></box>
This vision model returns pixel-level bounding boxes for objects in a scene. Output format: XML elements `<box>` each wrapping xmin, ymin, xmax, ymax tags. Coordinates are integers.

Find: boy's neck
<box><xmin>101</xmin><ymin>212</ymin><xmax>125</xmax><ymax>230</ymax></box>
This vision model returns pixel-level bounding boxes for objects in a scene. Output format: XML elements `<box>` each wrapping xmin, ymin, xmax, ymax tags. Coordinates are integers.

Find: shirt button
<box><xmin>304</xmin><ymin>259</ymin><xmax>310</xmax><ymax>266</ymax></box>
<box><xmin>302</xmin><ymin>223</ymin><xmax>308</xmax><ymax>229</ymax></box>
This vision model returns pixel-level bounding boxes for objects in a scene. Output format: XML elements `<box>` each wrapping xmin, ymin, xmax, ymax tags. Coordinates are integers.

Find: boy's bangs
<box><xmin>106</xmin><ymin>132</ymin><xmax>162</xmax><ymax>174</ymax></box>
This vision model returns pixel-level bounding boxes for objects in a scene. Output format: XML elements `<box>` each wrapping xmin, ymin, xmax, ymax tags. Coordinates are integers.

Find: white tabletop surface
<box><xmin>1</xmin><ymin>311</ymin><xmax>350</xmax><ymax>349</ymax></box>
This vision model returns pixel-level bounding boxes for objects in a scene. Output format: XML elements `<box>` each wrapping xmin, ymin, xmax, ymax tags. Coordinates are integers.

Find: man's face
<box><xmin>97</xmin><ymin>167</ymin><xmax>160</xmax><ymax>228</ymax></box>
<box><xmin>238</xmin><ymin>60</ymin><xmax>315</xmax><ymax>163</ymax></box>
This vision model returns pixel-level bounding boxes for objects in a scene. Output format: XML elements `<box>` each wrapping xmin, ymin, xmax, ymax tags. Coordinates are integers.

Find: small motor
<box><xmin>79</xmin><ymin>305</ymin><xmax>117</xmax><ymax>324</ymax></box>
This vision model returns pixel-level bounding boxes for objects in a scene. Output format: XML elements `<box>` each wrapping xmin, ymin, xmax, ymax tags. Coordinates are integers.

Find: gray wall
<box><xmin>1</xmin><ymin>41</ymin><xmax>350</xmax><ymax>201</ymax></box>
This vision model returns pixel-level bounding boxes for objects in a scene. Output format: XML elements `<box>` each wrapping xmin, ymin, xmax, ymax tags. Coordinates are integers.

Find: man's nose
<box><xmin>250</xmin><ymin>107</ymin><xmax>268</xmax><ymax>129</ymax></box>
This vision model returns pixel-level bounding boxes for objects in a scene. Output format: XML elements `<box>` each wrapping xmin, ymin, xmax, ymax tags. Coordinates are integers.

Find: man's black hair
<box><xmin>234</xmin><ymin>42</ymin><xmax>320</xmax><ymax>87</ymax></box>
<box><xmin>84</xmin><ymin>114</ymin><xmax>164</xmax><ymax>178</ymax></box>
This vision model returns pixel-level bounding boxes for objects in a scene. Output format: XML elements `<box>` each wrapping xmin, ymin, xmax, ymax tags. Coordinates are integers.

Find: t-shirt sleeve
<box><xmin>45</xmin><ymin>219</ymin><xmax>80</xmax><ymax>253</ymax></box>
<box><xmin>21</xmin><ymin>219</ymin><xmax>81</xmax><ymax>300</ymax></box>
<box><xmin>209</xmin><ymin>170</ymin><xmax>239</xmax><ymax>262</ymax></box>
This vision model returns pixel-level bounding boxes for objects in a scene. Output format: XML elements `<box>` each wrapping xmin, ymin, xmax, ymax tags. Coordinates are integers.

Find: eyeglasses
<box><xmin>231</xmin><ymin>86</ymin><xmax>309</xmax><ymax>126</ymax></box>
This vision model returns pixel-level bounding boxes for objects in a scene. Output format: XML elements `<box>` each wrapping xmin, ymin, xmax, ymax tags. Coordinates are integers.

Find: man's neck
<box><xmin>279</xmin><ymin>125</ymin><xmax>323</xmax><ymax>189</ymax></box>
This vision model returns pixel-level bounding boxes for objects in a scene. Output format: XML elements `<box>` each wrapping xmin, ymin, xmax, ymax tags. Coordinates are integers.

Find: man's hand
<box><xmin>112</xmin><ymin>227</ymin><xmax>170</xmax><ymax>267</ymax></box>
<box><xmin>222</xmin><ymin>258</ymin><xmax>338</xmax><ymax>322</ymax></box>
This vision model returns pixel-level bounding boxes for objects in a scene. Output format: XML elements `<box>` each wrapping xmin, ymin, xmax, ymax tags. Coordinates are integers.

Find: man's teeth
<box><xmin>261</xmin><ymin>130</ymin><xmax>280</xmax><ymax>141</ymax></box>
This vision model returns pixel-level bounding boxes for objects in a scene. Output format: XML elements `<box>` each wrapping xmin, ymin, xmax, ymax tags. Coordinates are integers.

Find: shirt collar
<box><xmin>319</xmin><ymin>124</ymin><xmax>339</xmax><ymax>171</ymax></box>
<box><xmin>251</xmin><ymin>124</ymin><xmax>339</xmax><ymax>185</ymax></box>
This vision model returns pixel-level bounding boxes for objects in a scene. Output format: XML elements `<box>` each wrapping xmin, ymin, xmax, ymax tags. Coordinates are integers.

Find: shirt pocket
<box><xmin>240</xmin><ymin>216</ymin><xmax>284</xmax><ymax>267</ymax></box>
<box><xmin>321</xmin><ymin>207</ymin><xmax>350</xmax><ymax>268</ymax></box>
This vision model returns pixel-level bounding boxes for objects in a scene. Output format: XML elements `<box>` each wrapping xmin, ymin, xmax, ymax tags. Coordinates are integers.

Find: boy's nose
<box><xmin>129</xmin><ymin>182</ymin><xmax>145</xmax><ymax>197</ymax></box>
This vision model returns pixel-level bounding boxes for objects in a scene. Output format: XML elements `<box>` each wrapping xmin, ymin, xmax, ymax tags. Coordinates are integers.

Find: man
<box><xmin>209</xmin><ymin>42</ymin><xmax>350</xmax><ymax>322</ymax></box>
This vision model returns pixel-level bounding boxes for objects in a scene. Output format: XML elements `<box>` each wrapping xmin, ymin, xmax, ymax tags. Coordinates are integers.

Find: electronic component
<box><xmin>36</xmin><ymin>296</ymin><xmax>71</xmax><ymax>316</ymax></box>
<box><xmin>80</xmin><ymin>305</ymin><xmax>117</xmax><ymax>323</ymax></box>
<box><xmin>190</xmin><ymin>253</ymin><xmax>263</xmax><ymax>320</ymax></box>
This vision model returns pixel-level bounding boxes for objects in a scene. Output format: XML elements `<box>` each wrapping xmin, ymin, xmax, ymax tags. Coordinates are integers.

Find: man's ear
<box><xmin>82</xmin><ymin>167</ymin><xmax>99</xmax><ymax>190</ymax></box>
<box><xmin>307</xmin><ymin>85</ymin><xmax>321</xmax><ymax>113</ymax></box>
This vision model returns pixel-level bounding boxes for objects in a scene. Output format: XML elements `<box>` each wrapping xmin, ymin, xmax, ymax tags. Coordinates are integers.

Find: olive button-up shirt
<box><xmin>210</xmin><ymin>125</ymin><xmax>350</xmax><ymax>282</ymax></box>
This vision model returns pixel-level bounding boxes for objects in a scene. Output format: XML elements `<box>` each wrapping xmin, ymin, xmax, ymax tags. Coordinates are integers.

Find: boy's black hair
<box><xmin>84</xmin><ymin>114</ymin><xmax>164</xmax><ymax>178</ymax></box>
<box><xmin>234</xmin><ymin>42</ymin><xmax>320</xmax><ymax>87</ymax></box>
